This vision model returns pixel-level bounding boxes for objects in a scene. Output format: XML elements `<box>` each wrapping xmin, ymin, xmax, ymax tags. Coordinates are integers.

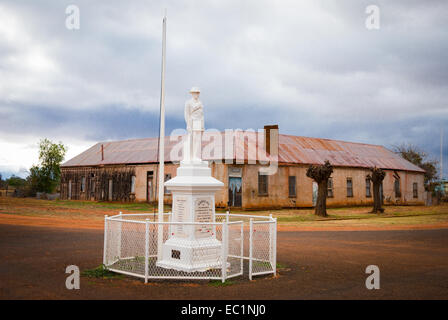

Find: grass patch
<box><xmin>53</xmin><ymin>200</ymin><xmax>171</xmax><ymax>212</ymax></box>
<box><xmin>81</xmin><ymin>265</ymin><xmax>123</xmax><ymax>279</ymax></box>
<box><xmin>276</xmin><ymin>262</ymin><xmax>287</xmax><ymax>269</ymax></box>
<box><xmin>208</xmin><ymin>280</ymin><xmax>235</xmax><ymax>287</ymax></box>
<box><xmin>2</xmin><ymin>197</ymin><xmax>448</xmax><ymax>229</ymax></box>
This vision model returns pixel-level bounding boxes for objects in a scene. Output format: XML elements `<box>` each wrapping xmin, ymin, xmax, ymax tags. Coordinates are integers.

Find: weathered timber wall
<box><xmin>61</xmin><ymin>166</ymin><xmax>135</xmax><ymax>201</ymax></box>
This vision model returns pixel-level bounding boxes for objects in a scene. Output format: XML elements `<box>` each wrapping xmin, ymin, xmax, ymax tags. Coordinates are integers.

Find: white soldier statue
<box><xmin>183</xmin><ymin>87</ymin><xmax>204</xmax><ymax>162</ymax></box>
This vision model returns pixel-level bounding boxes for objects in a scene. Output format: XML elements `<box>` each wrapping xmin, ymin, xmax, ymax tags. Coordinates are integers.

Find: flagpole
<box><xmin>441</xmin><ymin>128</ymin><xmax>444</xmax><ymax>183</ymax></box>
<box><xmin>157</xmin><ymin>11</ymin><xmax>167</xmax><ymax>260</ymax></box>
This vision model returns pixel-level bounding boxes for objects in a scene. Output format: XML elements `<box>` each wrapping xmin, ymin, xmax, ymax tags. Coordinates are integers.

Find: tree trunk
<box><xmin>315</xmin><ymin>180</ymin><xmax>328</xmax><ymax>217</ymax></box>
<box><xmin>306</xmin><ymin>160</ymin><xmax>333</xmax><ymax>217</ymax></box>
<box><xmin>371</xmin><ymin>182</ymin><xmax>383</xmax><ymax>213</ymax></box>
<box><xmin>369</xmin><ymin>167</ymin><xmax>385</xmax><ymax>213</ymax></box>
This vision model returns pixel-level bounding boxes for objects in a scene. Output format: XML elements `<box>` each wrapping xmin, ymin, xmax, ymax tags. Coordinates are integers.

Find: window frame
<box><xmin>413</xmin><ymin>182</ymin><xmax>418</xmax><ymax>198</ymax></box>
<box><xmin>288</xmin><ymin>176</ymin><xmax>296</xmax><ymax>198</ymax></box>
<box><xmin>327</xmin><ymin>177</ymin><xmax>334</xmax><ymax>198</ymax></box>
<box><xmin>394</xmin><ymin>178</ymin><xmax>401</xmax><ymax>198</ymax></box>
<box><xmin>346</xmin><ymin>178</ymin><xmax>353</xmax><ymax>198</ymax></box>
<box><xmin>366</xmin><ymin>178</ymin><xmax>371</xmax><ymax>198</ymax></box>
<box><xmin>258</xmin><ymin>172</ymin><xmax>268</xmax><ymax>196</ymax></box>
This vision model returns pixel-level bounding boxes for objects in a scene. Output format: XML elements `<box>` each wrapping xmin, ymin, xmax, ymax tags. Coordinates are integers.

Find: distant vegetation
<box><xmin>0</xmin><ymin>138</ymin><xmax>67</xmax><ymax>197</ymax></box>
<box><xmin>393</xmin><ymin>143</ymin><xmax>438</xmax><ymax>192</ymax></box>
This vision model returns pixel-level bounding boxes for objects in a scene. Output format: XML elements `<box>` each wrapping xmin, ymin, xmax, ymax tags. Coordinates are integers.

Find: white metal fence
<box><xmin>103</xmin><ymin>212</ymin><xmax>277</xmax><ymax>282</ymax></box>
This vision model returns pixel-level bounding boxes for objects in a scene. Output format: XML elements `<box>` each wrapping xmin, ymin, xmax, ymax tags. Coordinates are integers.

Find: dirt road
<box><xmin>1</xmin><ymin>224</ymin><xmax>447</xmax><ymax>299</ymax></box>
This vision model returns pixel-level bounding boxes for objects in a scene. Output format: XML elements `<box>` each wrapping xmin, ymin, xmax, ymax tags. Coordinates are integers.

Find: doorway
<box><xmin>147</xmin><ymin>171</ymin><xmax>153</xmax><ymax>203</ymax></box>
<box><xmin>229</xmin><ymin>177</ymin><xmax>242</xmax><ymax>207</ymax></box>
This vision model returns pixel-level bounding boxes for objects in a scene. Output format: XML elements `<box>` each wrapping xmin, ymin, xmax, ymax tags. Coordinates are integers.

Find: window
<box><xmin>258</xmin><ymin>172</ymin><xmax>268</xmax><ymax>196</ymax></box>
<box><xmin>131</xmin><ymin>175</ymin><xmax>136</xmax><ymax>193</ymax></box>
<box><xmin>394</xmin><ymin>178</ymin><xmax>401</xmax><ymax>198</ymax></box>
<box><xmin>288</xmin><ymin>176</ymin><xmax>296</xmax><ymax>197</ymax></box>
<box><xmin>347</xmin><ymin>178</ymin><xmax>353</xmax><ymax>197</ymax></box>
<box><xmin>81</xmin><ymin>177</ymin><xmax>86</xmax><ymax>192</ymax></box>
<box><xmin>164</xmin><ymin>174</ymin><xmax>172</xmax><ymax>194</ymax></box>
<box><xmin>366</xmin><ymin>178</ymin><xmax>371</xmax><ymax>198</ymax></box>
<box><xmin>327</xmin><ymin>178</ymin><xmax>334</xmax><ymax>198</ymax></box>
<box><xmin>413</xmin><ymin>182</ymin><xmax>418</xmax><ymax>198</ymax></box>
<box><xmin>89</xmin><ymin>173</ymin><xmax>95</xmax><ymax>193</ymax></box>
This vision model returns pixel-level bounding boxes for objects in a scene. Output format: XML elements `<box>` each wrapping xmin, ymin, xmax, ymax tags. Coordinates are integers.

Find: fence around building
<box><xmin>103</xmin><ymin>212</ymin><xmax>277</xmax><ymax>282</ymax></box>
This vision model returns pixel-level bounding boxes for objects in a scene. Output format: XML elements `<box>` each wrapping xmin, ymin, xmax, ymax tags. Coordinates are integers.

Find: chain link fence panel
<box><xmin>103</xmin><ymin>213</ymin><xmax>275</xmax><ymax>282</ymax></box>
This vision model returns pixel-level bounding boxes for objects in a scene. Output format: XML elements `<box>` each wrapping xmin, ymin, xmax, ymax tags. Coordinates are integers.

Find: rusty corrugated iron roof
<box><xmin>61</xmin><ymin>132</ymin><xmax>425</xmax><ymax>173</ymax></box>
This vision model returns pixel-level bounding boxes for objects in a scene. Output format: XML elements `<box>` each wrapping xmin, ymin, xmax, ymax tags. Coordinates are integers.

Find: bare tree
<box><xmin>393</xmin><ymin>143</ymin><xmax>438</xmax><ymax>190</ymax></box>
<box><xmin>367</xmin><ymin>167</ymin><xmax>385</xmax><ymax>213</ymax></box>
<box><xmin>306</xmin><ymin>160</ymin><xmax>333</xmax><ymax>217</ymax></box>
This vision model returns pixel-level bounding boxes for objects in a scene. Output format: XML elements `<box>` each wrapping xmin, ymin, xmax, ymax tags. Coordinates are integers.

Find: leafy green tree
<box><xmin>29</xmin><ymin>139</ymin><xmax>67</xmax><ymax>193</ymax></box>
<box><xmin>394</xmin><ymin>144</ymin><xmax>438</xmax><ymax>190</ymax></box>
<box><xmin>27</xmin><ymin>166</ymin><xmax>44</xmax><ymax>195</ymax></box>
<box><xmin>6</xmin><ymin>175</ymin><xmax>26</xmax><ymax>188</ymax></box>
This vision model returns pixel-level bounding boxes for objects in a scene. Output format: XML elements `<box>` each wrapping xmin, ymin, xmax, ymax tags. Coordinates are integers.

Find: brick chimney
<box><xmin>264</xmin><ymin>124</ymin><xmax>279</xmax><ymax>155</ymax></box>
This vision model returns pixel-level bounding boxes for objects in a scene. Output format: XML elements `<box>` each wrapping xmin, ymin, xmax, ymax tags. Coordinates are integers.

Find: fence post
<box><xmin>103</xmin><ymin>215</ymin><xmax>108</xmax><ymax>266</ymax></box>
<box><xmin>117</xmin><ymin>211</ymin><xmax>122</xmax><ymax>259</ymax></box>
<box><xmin>221</xmin><ymin>221</ymin><xmax>228</xmax><ymax>283</ymax></box>
<box><xmin>249</xmin><ymin>218</ymin><xmax>253</xmax><ymax>281</ymax></box>
<box><xmin>240</xmin><ymin>222</ymin><xmax>244</xmax><ymax>275</ymax></box>
<box><xmin>145</xmin><ymin>219</ymin><xmax>149</xmax><ymax>284</ymax></box>
<box><xmin>226</xmin><ymin>210</ymin><xmax>229</xmax><ymax>223</ymax></box>
<box><xmin>273</xmin><ymin>217</ymin><xmax>277</xmax><ymax>278</ymax></box>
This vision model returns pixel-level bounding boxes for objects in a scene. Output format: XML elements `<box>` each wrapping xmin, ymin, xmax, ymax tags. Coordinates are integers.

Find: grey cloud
<box><xmin>0</xmin><ymin>0</ymin><xmax>447</xmax><ymax>178</ymax></box>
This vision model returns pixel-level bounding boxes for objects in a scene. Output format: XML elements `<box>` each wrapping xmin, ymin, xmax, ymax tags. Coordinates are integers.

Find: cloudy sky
<box><xmin>0</xmin><ymin>0</ymin><xmax>447</xmax><ymax>178</ymax></box>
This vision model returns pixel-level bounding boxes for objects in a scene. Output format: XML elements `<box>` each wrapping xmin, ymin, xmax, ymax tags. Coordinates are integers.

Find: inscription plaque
<box><xmin>195</xmin><ymin>197</ymin><xmax>212</xmax><ymax>238</ymax></box>
<box><xmin>173</xmin><ymin>196</ymin><xmax>188</xmax><ymax>238</ymax></box>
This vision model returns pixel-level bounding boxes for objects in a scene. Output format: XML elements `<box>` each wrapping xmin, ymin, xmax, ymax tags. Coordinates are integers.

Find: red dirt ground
<box><xmin>1</xmin><ymin>213</ymin><xmax>448</xmax><ymax>232</ymax></box>
<box><xmin>1</xmin><ymin>221</ymin><xmax>447</xmax><ymax>299</ymax></box>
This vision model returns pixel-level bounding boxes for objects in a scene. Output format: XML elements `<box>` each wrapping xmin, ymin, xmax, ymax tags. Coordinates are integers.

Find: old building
<box><xmin>60</xmin><ymin>126</ymin><xmax>425</xmax><ymax>208</ymax></box>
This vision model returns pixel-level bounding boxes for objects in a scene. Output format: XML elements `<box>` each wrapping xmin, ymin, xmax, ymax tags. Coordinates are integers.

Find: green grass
<box><xmin>252</xmin><ymin>261</ymin><xmax>273</xmax><ymax>269</ymax></box>
<box><xmin>276</xmin><ymin>262</ymin><xmax>287</xmax><ymax>269</ymax></box>
<box><xmin>53</xmin><ymin>200</ymin><xmax>171</xmax><ymax>212</ymax></box>
<box><xmin>81</xmin><ymin>265</ymin><xmax>123</xmax><ymax>279</ymax></box>
<box><xmin>208</xmin><ymin>280</ymin><xmax>235</xmax><ymax>287</ymax></box>
<box><xmin>275</xmin><ymin>208</ymin><xmax>448</xmax><ymax>223</ymax></box>
<box><xmin>2</xmin><ymin>197</ymin><xmax>448</xmax><ymax>228</ymax></box>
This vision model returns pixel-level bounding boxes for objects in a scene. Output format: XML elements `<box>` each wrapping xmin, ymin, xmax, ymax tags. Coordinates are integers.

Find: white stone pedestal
<box><xmin>156</xmin><ymin>160</ymin><xmax>224</xmax><ymax>272</ymax></box>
